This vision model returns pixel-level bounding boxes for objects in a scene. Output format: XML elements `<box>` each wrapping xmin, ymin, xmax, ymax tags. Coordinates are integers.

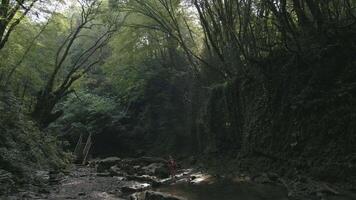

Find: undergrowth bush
<box><xmin>0</xmin><ymin>90</ymin><xmax>70</xmax><ymax>193</ymax></box>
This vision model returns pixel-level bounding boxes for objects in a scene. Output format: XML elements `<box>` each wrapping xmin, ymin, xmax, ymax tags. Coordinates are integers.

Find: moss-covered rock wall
<box><xmin>196</xmin><ymin>44</ymin><xmax>356</xmax><ymax>184</ymax></box>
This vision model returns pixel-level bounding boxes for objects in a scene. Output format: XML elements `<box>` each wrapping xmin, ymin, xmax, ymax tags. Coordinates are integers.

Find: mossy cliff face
<box><xmin>196</xmin><ymin>44</ymin><xmax>356</xmax><ymax>184</ymax></box>
<box><xmin>196</xmin><ymin>80</ymin><xmax>243</xmax><ymax>155</ymax></box>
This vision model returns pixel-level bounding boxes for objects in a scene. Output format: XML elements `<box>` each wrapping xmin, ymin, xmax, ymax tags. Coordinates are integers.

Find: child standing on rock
<box><xmin>167</xmin><ymin>155</ymin><xmax>177</xmax><ymax>180</ymax></box>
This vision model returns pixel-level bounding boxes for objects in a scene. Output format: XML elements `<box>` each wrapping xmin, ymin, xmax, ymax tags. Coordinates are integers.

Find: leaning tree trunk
<box><xmin>31</xmin><ymin>90</ymin><xmax>63</xmax><ymax>128</ymax></box>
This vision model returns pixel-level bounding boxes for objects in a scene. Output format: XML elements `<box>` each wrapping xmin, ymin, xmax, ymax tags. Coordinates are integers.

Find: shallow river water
<box><xmin>157</xmin><ymin>180</ymin><xmax>289</xmax><ymax>200</ymax></box>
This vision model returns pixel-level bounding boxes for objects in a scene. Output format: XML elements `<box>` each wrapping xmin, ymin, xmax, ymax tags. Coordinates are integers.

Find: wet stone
<box><xmin>121</xmin><ymin>182</ymin><xmax>152</xmax><ymax>193</ymax></box>
<box><xmin>145</xmin><ymin>191</ymin><xmax>187</xmax><ymax>200</ymax></box>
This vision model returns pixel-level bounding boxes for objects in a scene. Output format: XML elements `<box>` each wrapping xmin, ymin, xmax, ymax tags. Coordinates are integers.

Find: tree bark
<box><xmin>31</xmin><ymin>90</ymin><xmax>64</xmax><ymax>128</ymax></box>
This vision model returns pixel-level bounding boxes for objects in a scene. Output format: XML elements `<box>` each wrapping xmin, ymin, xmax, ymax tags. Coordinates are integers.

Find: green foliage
<box><xmin>0</xmin><ymin>12</ymin><xmax>71</xmax><ymax>101</ymax></box>
<box><xmin>56</xmin><ymin>90</ymin><xmax>122</xmax><ymax>134</ymax></box>
<box><xmin>0</xmin><ymin>91</ymin><xmax>70</xmax><ymax>182</ymax></box>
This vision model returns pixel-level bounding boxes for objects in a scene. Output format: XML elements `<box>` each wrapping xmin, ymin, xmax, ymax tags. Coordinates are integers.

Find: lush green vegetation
<box><xmin>0</xmin><ymin>0</ymin><xmax>355</xmax><ymax>196</ymax></box>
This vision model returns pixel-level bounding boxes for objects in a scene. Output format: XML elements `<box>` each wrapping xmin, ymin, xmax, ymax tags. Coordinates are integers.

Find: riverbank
<box><xmin>1</xmin><ymin>156</ymin><xmax>355</xmax><ymax>200</ymax></box>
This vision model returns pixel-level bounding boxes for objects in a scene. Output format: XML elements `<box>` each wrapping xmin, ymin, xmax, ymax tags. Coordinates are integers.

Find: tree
<box><xmin>0</xmin><ymin>0</ymin><xmax>38</xmax><ymax>50</ymax></box>
<box><xmin>31</xmin><ymin>0</ymin><xmax>124</xmax><ymax>127</ymax></box>
<box><xmin>124</xmin><ymin>0</ymin><xmax>216</xmax><ymax>78</ymax></box>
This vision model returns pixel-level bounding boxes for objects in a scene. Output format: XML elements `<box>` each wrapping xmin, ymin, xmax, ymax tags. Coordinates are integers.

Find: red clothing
<box><xmin>168</xmin><ymin>159</ymin><xmax>177</xmax><ymax>177</ymax></box>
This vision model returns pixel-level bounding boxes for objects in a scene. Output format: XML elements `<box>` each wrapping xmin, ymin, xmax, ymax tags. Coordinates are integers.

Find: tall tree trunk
<box><xmin>31</xmin><ymin>90</ymin><xmax>63</xmax><ymax>128</ymax></box>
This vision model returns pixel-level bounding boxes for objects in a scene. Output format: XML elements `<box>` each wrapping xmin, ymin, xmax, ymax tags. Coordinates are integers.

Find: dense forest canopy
<box><xmin>0</xmin><ymin>0</ymin><xmax>355</xmax><ymax>199</ymax></box>
<box><xmin>1</xmin><ymin>0</ymin><xmax>354</xmax><ymax>122</ymax></box>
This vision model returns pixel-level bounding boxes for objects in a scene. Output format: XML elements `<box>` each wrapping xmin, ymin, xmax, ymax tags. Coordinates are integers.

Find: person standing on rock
<box><xmin>167</xmin><ymin>155</ymin><xmax>177</xmax><ymax>180</ymax></box>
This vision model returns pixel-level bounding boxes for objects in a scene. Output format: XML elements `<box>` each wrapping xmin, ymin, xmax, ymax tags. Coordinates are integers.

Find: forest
<box><xmin>0</xmin><ymin>0</ymin><xmax>355</xmax><ymax>199</ymax></box>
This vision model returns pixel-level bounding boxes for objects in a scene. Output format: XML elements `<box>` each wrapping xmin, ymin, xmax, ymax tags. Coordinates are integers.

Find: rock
<box><xmin>127</xmin><ymin>175</ymin><xmax>160</xmax><ymax>186</ymax></box>
<box><xmin>189</xmin><ymin>173</ymin><xmax>213</xmax><ymax>184</ymax></box>
<box><xmin>317</xmin><ymin>183</ymin><xmax>340</xmax><ymax>195</ymax></box>
<box><xmin>97</xmin><ymin>172</ymin><xmax>112</xmax><ymax>177</ymax></box>
<box><xmin>142</xmin><ymin>163</ymin><xmax>169</xmax><ymax>178</ymax></box>
<box><xmin>116</xmin><ymin>176</ymin><xmax>126</xmax><ymax>181</ymax></box>
<box><xmin>159</xmin><ymin>177</ymin><xmax>174</xmax><ymax>185</ymax></box>
<box><xmin>38</xmin><ymin>187</ymin><xmax>51</xmax><ymax>194</ymax></box>
<box><xmin>267</xmin><ymin>172</ymin><xmax>280</xmax><ymax>182</ymax></box>
<box><xmin>155</xmin><ymin>166</ymin><xmax>170</xmax><ymax>178</ymax></box>
<box><xmin>109</xmin><ymin>165</ymin><xmax>126</xmax><ymax>176</ymax></box>
<box><xmin>121</xmin><ymin>182</ymin><xmax>151</xmax><ymax>193</ymax></box>
<box><xmin>253</xmin><ymin>173</ymin><xmax>272</xmax><ymax>184</ymax></box>
<box><xmin>128</xmin><ymin>157</ymin><xmax>166</xmax><ymax>166</ymax></box>
<box><xmin>134</xmin><ymin>165</ymin><xmax>142</xmax><ymax>170</ymax></box>
<box><xmin>96</xmin><ymin>157</ymin><xmax>121</xmax><ymax>172</ymax></box>
<box><xmin>49</xmin><ymin>171</ymin><xmax>65</xmax><ymax>184</ymax></box>
<box><xmin>142</xmin><ymin>163</ymin><xmax>162</xmax><ymax>175</ymax></box>
<box><xmin>3</xmin><ymin>196</ymin><xmax>18</xmax><ymax>200</ymax></box>
<box><xmin>0</xmin><ymin>169</ymin><xmax>14</xmax><ymax>194</ymax></box>
<box><xmin>78</xmin><ymin>192</ymin><xmax>86</xmax><ymax>196</ymax></box>
<box><xmin>109</xmin><ymin>188</ymin><xmax>123</xmax><ymax>196</ymax></box>
<box><xmin>232</xmin><ymin>175</ymin><xmax>251</xmax><ymax>183</ymax></box>
<box><xmin>130</xmin><ymin>192</ymin><xmax>145</xmax><ymax>200</ymax></box>
<box><xmin>21</xmin><ymin>191</ymin><xmax>42</xmax><ymax>199</ymax></box>
<box><xmin>144</xmin><ymin>191</ymin><xmax>187</xmax><ymax>200</ymax></box>
<box><xmin>89</xmin><ymin>191</ymin><xmax>125</xmax><ymax>200</ymax></box>
<box><xmin>33</xmin><ymin>170</ymin><xmax>50</xmax><ymax>185</ymax></box>
<box><xmin>65</xmin><ymin>196</ymin><xmax>77</xmax><ymax>199</ymax></box>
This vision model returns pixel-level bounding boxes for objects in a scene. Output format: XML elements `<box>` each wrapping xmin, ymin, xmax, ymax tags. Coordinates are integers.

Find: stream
<box><xmin>156</xmin><ymin>180</ymin><xmax>288</xmax><ymax>200</ymax></box>
<box><xmin>3</xmin><ymin>157</ymin><xmax>356</xmax><ymax>200</ymax></box>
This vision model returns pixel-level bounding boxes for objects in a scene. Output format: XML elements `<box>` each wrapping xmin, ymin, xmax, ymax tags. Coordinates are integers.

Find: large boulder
<box><xmin>145</xmin><ymin>191</ymin><xmax>186</xmax><ymax>200</ymax></box>
<box><xmin>96</xmin><ymin>157</ymin><xmax>121</xmax><ymax>172</ymax></box>
<box><xmin>142</xmin><ymin>163</ymin><xmax>169</xmax><ymax>178</ymax></box>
